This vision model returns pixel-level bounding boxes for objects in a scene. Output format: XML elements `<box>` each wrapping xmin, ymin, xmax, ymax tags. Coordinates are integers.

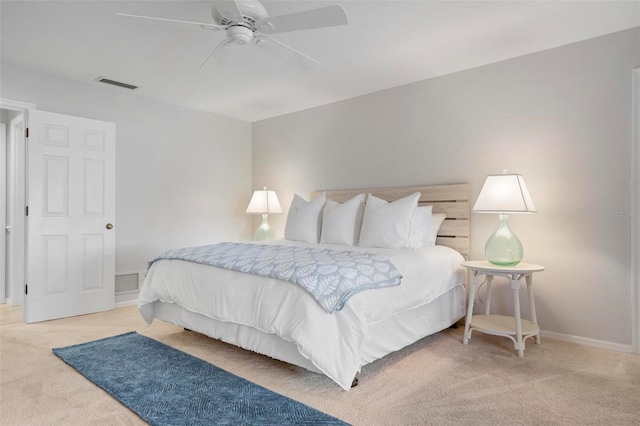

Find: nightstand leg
<box><xmin>463</xmin><ymin>271</ymin><xmax>478</xmax><ymax>345</ymax></box>
<box><xmin>526</xmin><ymin>274</ymin><xmax>541</xmax><ymax>344</ymax></box>
<box><xmin>484</xmin><ymin>275</ymin><xmax>494</xmax><ymax>315</ymax></box>
<box><xmin>511</xmin><ymin>276</ymin><xmax>524</xmax><ymax>358</ymax></box>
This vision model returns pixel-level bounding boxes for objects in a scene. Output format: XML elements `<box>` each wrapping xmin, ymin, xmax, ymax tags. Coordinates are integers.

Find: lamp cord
<box><xmin>476</xmin><ymin>277</ymin><xmax>488</xmax><ymax>304</ymax></box>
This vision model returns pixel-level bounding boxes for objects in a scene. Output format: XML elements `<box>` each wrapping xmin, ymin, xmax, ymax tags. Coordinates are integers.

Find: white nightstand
<box><xmin>461</xmin><ymin>260</ymin><xmax>545</xmax><ymax>357</ymax></box>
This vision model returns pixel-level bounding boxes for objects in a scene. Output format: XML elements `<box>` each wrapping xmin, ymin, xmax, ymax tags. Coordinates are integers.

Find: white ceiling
<box><xmin>1</xmin><ymin>1</ymin><xmax>638</xmax><ymax>122</ymax></box>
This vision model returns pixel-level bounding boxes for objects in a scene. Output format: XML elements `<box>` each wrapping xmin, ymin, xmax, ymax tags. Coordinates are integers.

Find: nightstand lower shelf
<box><xmin>469</xmin><ymin>314</ymin><xmax>540</xmax><ymax>338</ymax></box>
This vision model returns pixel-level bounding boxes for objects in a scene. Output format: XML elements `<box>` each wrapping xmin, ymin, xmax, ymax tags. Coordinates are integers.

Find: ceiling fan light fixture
<box><xmin>227</xmin><ymin>25</ymin><xmax>254</xmax><ymax>45</ymax></box>
<box><xmin>118</xmin><ymin>0</ymin><xmax>348</xmax><ymax>69</ymax></box>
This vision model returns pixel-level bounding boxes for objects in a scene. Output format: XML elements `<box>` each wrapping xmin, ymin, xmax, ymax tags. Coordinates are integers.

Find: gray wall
<box><xmin>1</xmin><ymin>64</ymin><xmax>253</xmax><ymax>283</ymax></box>
<box><xmin>253</xmin><ymin>28</ymin><xmax>640</xmax><ymax>346</ymax></box>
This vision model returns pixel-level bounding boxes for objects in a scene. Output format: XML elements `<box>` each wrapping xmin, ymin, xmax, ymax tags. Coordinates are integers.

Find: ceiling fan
<box><xmin>117</xmin><ymin>0</ymin><xmax>348</xmax><ymax>69</ymax></box>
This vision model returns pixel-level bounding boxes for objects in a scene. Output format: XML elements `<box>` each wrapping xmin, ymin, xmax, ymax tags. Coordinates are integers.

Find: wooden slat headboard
<box><xmin>311</xmin><ymin>184</ymin><xmax>470</xmax><ymax>258</ymax></box>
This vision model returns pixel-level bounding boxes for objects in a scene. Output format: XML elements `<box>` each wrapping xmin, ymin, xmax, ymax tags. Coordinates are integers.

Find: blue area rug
<box><xmin>53</xmin><ymin>332</ymin><xmax>348</xmax><ymax>426</ymax></box>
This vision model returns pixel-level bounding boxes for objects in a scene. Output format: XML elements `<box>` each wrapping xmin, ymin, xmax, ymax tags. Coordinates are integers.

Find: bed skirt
<box><xmin>149</xmin><ymin>283</ymin><xmax>466</xmax><ymax>383</ymax></box>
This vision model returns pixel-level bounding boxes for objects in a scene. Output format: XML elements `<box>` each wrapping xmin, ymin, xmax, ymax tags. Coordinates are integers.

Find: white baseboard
<box><xmin>540</xmin><ymin>329</ymin><xmax>633</xmax><ymax>354</ymax></box>
<box><xmin>114</xmin><ymin>298</ymin><xmax>138</xmax><ymax>308</ymax></box>
<box><xmin>115</xmin><ymin>286</ymin><xmax>140</xmax><ymax>308</ymax></box>
<box><xmin>4</xmin><ymin>297</ymin><xmax>20</xmax><ymax>307</ymax></box>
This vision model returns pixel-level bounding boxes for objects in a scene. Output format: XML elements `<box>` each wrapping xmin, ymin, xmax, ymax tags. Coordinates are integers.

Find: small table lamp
<box><xmin>473</xmin><ymin>171</ymin><xmax>536</xmax><ymax>266</ymax></box>
<box><xmin>246</xmin><ymin>187</ymin><xmax>283</xmax><ymax>241</ymax></box>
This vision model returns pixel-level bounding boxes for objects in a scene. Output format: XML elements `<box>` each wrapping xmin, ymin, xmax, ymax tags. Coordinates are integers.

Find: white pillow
<box><xmin>358</xmin><ymin>192</ymin><xmax>421</xmax><ymax>249</ymax></box>
<box><xmin>320</xmin><ymin>194</ymin><xmax>366</xmax><ymax>246</ymax></box>
<box><xmin>284</xmin><ymin>193</ymin><xmax>326</xmax><ymax>243</ymax></box>
<box><xmin>410</xmin><ymin>205</ymin><xmax>433</xmax><ymax>248</ymax></box>
<box><xmin>425</xmin><ymin>213</ymin><xmax>447</xmax><ymax>246</ymax></box>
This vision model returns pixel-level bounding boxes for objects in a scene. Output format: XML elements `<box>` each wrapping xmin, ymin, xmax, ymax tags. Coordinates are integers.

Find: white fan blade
<box><xmin>256</xmin><ymin>5</ymin><xmax>348</xmax><ymax>35</ymax></box>
<box><xmin>116</xmin><ymin>13</ymin><xmax>222</xmax><ymax>30</ymax></box>
<box><xmin>200</xmin><ymin>38</ymin><xmax>234</xmax><ymax>69</ymax></box>
<box><xmin>212</xmin><ymin>0</ymin><xmax>245</xmax><ymax>23</ymax></box>
<box><xmin>255</xmin><ymin>35</ymin><xmax>318</xmax><ymax>70</ymax></box>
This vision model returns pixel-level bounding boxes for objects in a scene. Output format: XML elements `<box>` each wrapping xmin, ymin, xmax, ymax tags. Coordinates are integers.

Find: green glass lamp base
<box><xmin>253</xmin><ymin>214</ymin><xmax>274</xmax><ymax>241</ymax></box>
<box><xmin>488</xmin><ymin>259</ymin><xmax>522</xmax><ymax>267</ymax></box>
<box><xmin>485</xmin><ymin>213</ymin><xmax>523</xmax><ymax>266</ymax></box>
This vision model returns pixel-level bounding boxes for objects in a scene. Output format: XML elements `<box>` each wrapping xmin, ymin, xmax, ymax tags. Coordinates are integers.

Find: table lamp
<box><xmin>472</xmin><ymin>171</ymin><xmax>536</xmax><ymax>266</ymax></box>
<box><xmin>246</xmin><ymin>187</ymin><xmax>282</xmax><ymax>241</ymax></box>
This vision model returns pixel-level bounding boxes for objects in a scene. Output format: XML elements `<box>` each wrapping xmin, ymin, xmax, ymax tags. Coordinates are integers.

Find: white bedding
<box><xmin>138</xmin><ymin>240</ymin><xmax>465</xmax><ymax>390</ymax></box>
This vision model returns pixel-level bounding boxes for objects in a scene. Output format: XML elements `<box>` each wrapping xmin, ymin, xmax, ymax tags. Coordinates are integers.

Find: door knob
<box><xmin>106</xmin><ymin>223</ymin><xmax>113</xmax><ymax>230</ymax></box>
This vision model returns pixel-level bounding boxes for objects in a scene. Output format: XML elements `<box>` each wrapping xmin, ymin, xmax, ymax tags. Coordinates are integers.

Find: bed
<box><xmin>138</xmin><ymin>184</ymin><xmax>470</xmax><ymax>391</ymax></box>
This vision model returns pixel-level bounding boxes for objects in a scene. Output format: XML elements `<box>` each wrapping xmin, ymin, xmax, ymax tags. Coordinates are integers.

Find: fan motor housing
<box><xmin>212</xmin><ymin>0</ymin><xmax>268</xmax><ymax>28</ymax></box>
<box><xmin>227</xmin><ymin>25</ymin><xmax>254</xmax><ymax>45</ymax></box>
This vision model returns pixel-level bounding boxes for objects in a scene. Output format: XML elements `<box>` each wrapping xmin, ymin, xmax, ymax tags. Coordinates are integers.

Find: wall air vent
<box><xmin>95</xmin><ymin>76</ymin><xmax>138</xmax><ymax>90</ymax></box>
<box><xmin>115</xmin><ymin>273</ymin><xmax>140</xmax><ymax>294</ymax></box>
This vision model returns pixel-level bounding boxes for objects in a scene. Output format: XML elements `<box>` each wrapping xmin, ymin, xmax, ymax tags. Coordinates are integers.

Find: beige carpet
<box><xmin>1</xmin><ymin>304</ymin><xmax>639</xmax><ymax>426</ymax></box>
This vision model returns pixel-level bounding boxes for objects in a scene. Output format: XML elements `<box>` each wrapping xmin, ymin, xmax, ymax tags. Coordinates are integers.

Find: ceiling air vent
<box><xmin>95</xmin><ymin>76</ymin><xmax>138</xmax><ymax>90</ymax></box>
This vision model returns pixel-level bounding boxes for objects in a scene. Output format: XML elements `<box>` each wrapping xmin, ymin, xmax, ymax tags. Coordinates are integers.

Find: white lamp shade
<box><xmin>246</xmin><ymin>188</ymin><xmax>283</xmax><ymax>214</ymax></box>
<box><xmin>473</xmin><ymin>173</ymin><xmax>536</xmax><ymax>213</ymax></box>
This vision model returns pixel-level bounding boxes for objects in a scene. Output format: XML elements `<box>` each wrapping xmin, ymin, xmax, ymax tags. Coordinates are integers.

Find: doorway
<box><xmin>1</xmin><ymin>99</ymin><xmax>31</xmax><ymax>310</ymax></box>
<box><xmin>2</xmin><ymin>100</ymin><xmax>117</xmax><ymax>323</ymax></box>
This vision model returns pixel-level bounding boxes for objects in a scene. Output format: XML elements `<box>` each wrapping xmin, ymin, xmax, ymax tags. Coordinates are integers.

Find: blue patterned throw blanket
<box><xmin>148</xmin><ymin>242</ymin><xmax>402</xmax><ymax>313</ymax></box>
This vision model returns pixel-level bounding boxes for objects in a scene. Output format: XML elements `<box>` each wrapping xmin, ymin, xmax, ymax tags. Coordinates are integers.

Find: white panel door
<box><xmin>25</xmin><ymin>110</ymin><xmax>115</xmax><ymax>323</ymax></box>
